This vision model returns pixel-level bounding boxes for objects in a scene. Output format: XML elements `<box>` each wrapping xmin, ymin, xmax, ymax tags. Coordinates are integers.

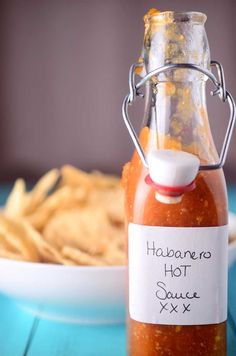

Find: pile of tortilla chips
<box><xmin>0</xmin><ymin>165</ymin><xmax>125</xmax><ymax>266</ymax></box>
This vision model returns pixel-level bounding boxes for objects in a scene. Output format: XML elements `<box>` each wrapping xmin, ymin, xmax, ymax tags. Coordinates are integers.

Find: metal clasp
<box><xmin>122</xmin><ymin>61</ymin><xmax>236</xmax><ymax>171</ymax></box>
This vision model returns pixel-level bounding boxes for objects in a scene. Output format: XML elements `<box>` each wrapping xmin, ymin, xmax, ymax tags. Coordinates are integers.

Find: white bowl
<box><xmin>0</xmin><ymin>259</ymin><xmax>126</xmax><ymax>325</ymax></box>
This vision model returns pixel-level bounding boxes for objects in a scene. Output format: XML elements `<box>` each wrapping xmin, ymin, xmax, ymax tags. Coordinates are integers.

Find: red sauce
<box><xmin>123</xmin><ymin>127</ymin><xmax>228</xmax><ymax>355</ymax></box>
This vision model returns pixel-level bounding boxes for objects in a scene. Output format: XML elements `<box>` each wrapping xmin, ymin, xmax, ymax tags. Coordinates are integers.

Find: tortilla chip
<box><xmin>5</xmin><ymin>179</ymin><xmax>26</xmax><ymax>218</ymax></box>
<box><xmin>26</xmin><ymin>186</ymin><xmax>86</xmax><ymax>230</ymax></box>
<box><xmin>102</xmin><ymin>244</ymin><xmax>126</xmax><ymax>265</ymax></box>
<box><xmin>24</xmin><ymin>169</ymin><xmax>60</xmax><ymax>214</ymax></box>
<box><xmin>62</xmin><ymin>246</ymin><xmax>105</xmax><ymax>266</ymax></box>
<box><xmin>2</xmin><ymin>165</ymin><xmax>126</xmax><ymax>266</ymax></box>
<box><xmin>0</xmin><ymin>248</ymin><xmax>25</xmax><ymax>261</ymax></box>
<box><xmin>43</xmin><ymin>207</ymin><xmax>109</xmax><ymax>255</ymax></box>
<box><xmin>0</xmin><ymin>214</ymin><xmax>40</xmax><ymax>262</ymax></box>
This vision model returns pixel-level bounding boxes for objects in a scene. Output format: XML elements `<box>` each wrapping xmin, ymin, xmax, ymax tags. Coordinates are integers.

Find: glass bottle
<box><xmin>123</xmin><ymin>10</ymin><xmax>230</xmax><ymax>356</ymax></box>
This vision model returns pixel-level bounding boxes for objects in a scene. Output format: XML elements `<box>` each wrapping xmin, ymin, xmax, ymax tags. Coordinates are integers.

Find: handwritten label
<box><xmin>128</xmin><ymin>224</ymin><xmax>228</xmax><ymax>325</ymax></box>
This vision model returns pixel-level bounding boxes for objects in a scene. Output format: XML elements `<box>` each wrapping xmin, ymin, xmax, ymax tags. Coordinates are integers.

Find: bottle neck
<box><xmin>137</xmin><ymin>10</ymin><xmax>217</xmax><ymax>166</ymax></box>
<box><xmin>142</xmin><ymin>80</ymin><xmax>218</xmax><ymax>165</ymax></box>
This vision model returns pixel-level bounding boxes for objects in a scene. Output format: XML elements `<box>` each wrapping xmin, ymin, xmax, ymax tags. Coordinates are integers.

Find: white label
<box><xmin>129</xmin><ymin>224</ymin><xmax>228</xmax><ymax>325</ymax></box>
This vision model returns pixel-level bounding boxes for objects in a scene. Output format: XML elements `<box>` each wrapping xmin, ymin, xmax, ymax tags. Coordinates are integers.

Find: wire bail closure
<box><xmin>122</xmin><ymin>61</ymin><xmax>236</xmax><ymax>171</ymax></box>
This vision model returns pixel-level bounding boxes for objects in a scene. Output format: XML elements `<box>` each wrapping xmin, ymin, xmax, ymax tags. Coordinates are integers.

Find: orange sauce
<box><xmin>123</xmin><ymin>127</ymin><xmax>228</xmax><ymax>355</ymax></box>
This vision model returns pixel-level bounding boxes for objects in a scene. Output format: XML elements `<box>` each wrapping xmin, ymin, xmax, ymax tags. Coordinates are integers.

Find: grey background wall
<box><xmin>0</xmin><ymin>0</ymin><xmax>235</xmax><ymax>181</ymax></box>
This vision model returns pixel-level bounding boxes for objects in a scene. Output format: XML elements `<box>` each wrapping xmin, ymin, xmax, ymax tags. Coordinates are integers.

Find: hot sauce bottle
<box><xmin>122</xmin><ymin>9</ymin><xmax>236</xmax><ymax>356</ymax></box>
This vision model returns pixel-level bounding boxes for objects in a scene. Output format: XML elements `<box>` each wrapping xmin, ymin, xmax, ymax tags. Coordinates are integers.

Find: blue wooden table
<box><xmin>0</xmin><ymin>185</ymin><xmax>235</xmax><ymax>356</ymax></box>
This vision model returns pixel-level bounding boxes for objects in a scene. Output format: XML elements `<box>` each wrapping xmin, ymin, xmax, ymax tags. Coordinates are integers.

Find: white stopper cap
<box><xmin>148</xmin><ymin>149</ymin><xmax>200</xmax><ymax>188</ymax></box>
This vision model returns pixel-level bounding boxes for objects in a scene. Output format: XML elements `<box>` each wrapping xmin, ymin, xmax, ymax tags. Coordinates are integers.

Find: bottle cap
<box><xmin>147</xmin><ymin>149</ymin><xmax>200</xmax><ymax>203</ymax></box>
